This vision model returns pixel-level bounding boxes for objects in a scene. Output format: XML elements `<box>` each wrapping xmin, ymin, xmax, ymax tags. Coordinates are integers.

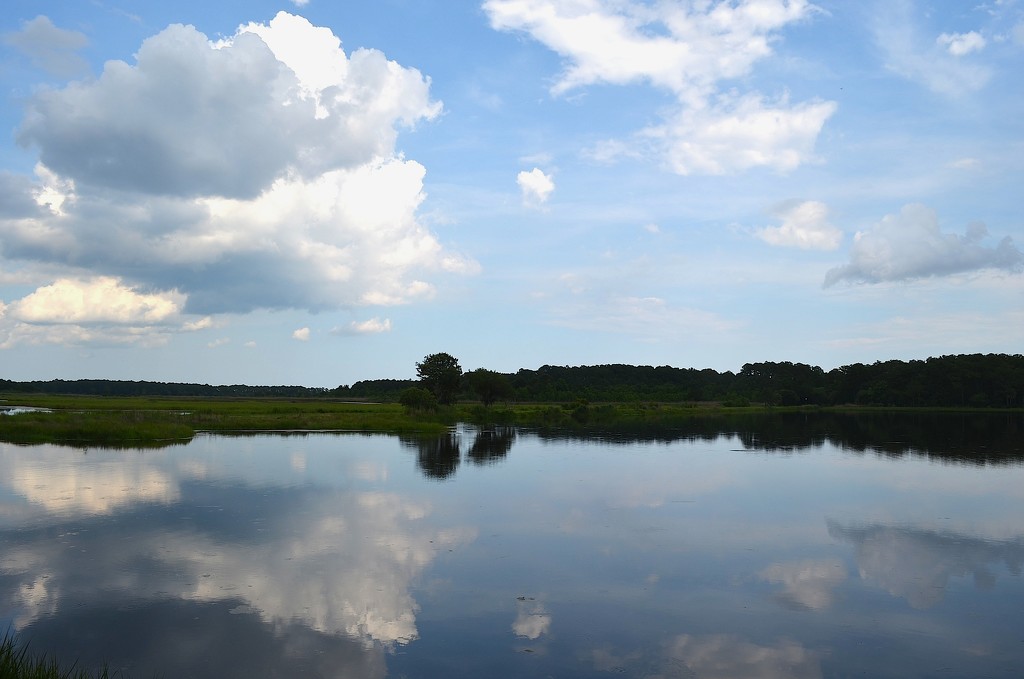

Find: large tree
<box><xmin>416</xmin><ymin>352</ymin><xmax>463</xmax><ymax>405</ymax></box>
<box><xmin>466</xmin><ymin>368</ymin><xmax>512</xmax><ymax>406</ymax></box>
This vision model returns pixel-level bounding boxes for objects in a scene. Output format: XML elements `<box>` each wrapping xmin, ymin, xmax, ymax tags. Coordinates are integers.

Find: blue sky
<box><xmin>0</xmin><ymin>0</ymin><xmax>1021</xmax><ymax>386</ymax></box>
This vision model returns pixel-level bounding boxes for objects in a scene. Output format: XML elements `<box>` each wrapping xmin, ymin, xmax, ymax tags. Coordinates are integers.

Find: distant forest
<box><xmin>2</xmin><ymin>353</ymin><xmax>1022</xmax><ymax>408</ymax></box>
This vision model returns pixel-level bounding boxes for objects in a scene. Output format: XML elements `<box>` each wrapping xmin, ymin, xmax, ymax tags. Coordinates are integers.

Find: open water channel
<box><xmin>1</xmin><ymin>412</ymin><xmax>1022</xmax><ymax>678</ymax></box>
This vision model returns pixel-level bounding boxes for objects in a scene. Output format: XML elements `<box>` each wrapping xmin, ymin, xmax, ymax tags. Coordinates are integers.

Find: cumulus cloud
<box><xmin>937</xmin><ymin>31</ymin><xmax>986</xmax><ymax>56</ymax></box>
<box><xmin>292</xmin><ymin>327</ymin><xmax>311</xmax><ymax>341</ymax></box>
<box><xmin>0</xmin><ymin>13</ymin><xmax>476</xmax><ymax>338</ymax></box>
<box><xmin>756</xmin><ymin>200</ymin><xmax>842</xmax><ymax>250</ymax></box>
<box><xmin>824</xmin><ymin>204</ymin><xmax>1022</xmax><ymax>286</ymax></box>
<box><xmin>0</xmin><ymin>276</ymin><xmax>201</xmax><ymax>348</ymax></box>
<box><xmin>5</xmin><ymin>277</ymin><xmax>182</xmax><ymax>324</ymax></box>
<box><xmin>517</xmin><ymin>168</ymin><xmax>555</xmax><ymax>206</ymax></box>
<box><xmin>872</xmin><ymin>4</ymin><xmax>991</xmax><ymax>95</ymax></box>
<box><xmin>2</xmin><ymin>16</ymin><xmax>89</xmax><ymax>78</ymax></box>
<box><xmin>333</xmin><ymin>317</ymin><xmax>393</xmax><ymax>335</ymax></box>
<box><xmin>484</xmin><ymin>0</ymin><xmax>835</xmax><ymax>174</ymax></box>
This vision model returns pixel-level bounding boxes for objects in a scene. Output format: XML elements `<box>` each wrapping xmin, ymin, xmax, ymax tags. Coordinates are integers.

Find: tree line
<box><xmin>2</xmin><ymin>353</ymin><xmax>1021</xmax><ymax>408</ymax></box>
<box><xmin>370</xmin><ymin>352</ymin><xmax>1024</xmax><ymax>409</ymax></box>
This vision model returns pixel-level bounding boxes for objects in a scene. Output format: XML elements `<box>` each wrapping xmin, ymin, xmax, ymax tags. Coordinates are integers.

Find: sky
<box><xmin>0</xmin><ymin>0</ymin><xmax>1021</xmax><ymax>387</ymax></box>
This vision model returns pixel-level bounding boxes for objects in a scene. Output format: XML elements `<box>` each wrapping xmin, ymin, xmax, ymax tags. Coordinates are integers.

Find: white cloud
<box><xmin>873</xmin><ymin>3</ymin><xmax>991</xmax><ymax>96</ymax></box>
<box><xmin>354</xmin><ymin>318</ymin><xmax>392</xmax><ymax>334</ymax></box>
<box><xmin>5</xmin><ymin>277</ymin><xmax>182</xmax><ymax>324</ymax></box>
<box><xmin>517</xmin><ymin>168</ymin><xmax>555</xmax><ymax>206</ymax></box>
<box><xmin>936</xmin><ymin>31</ymin><xmax>986</xmax><ymax>56</ymax></box>
<box><xmin>2</xmin><ymin>15</ymin><xmax>89</xmax><ymax>78</ymax></box>
<box><xmin>292</xmin><ymin>327</ymin><xmax>311</xmax><ymax>341</ymax></box>
<box><xmin>824</xmin><ymin>204</ymin><xmax>1022</xmax><ymax>286</ymax></box>
<box><xmin>244</xmin><ymin>340</ymin><xmax>257</xmax><ymax>348</ymax></box>
<box><xmin>756</xmin><ymin>200</ymin><xmax>842</xmax><ymax>250</ymax></box>
<box><xmin>484</xmin><ymin>0</ymin><xmax>835</xmax><ymax>175</ymax></box>
<box><xmin>0</xmin><ymin>276</ymin><xmax>201</xmax><ymax>348</ymax></box>
<box><xmin>652</xmin><ymin>94</ymin><xmax>836</xmax><ymax>175</ymax></box>
<box><xmin>0</xmin><ymin>13</ymin><xmax>474</xmax><ymax>327</ymax></box>
<box><xmin>207</xmin><ymin>338</ymin><xmax>230</xmax><ymax>348</ymax></box>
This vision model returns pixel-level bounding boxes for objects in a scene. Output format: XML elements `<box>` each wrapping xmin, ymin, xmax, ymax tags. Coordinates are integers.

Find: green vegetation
<box><xmin>0</xmin><ymin>634</ymin><xmax>115</xmax><ymax>679</ymax></box>
<box><xmin>415</xmin><ymin>352</ymin><xmax>463</xmax><ymax>405</ymax></box>
<box><xmin>3</xmin><ymin>353</ymin><xmax>1022</xmax><ymax>408</ymax></box>
<box><xmin>0</xmin><ymin>396</ymin><xmax>452</xmax><ymax>447</ymax></box>
<box><xmin>2</xmin><ymin>353</ymin><xmax>1021</xmax><ymax>447</ymax></box>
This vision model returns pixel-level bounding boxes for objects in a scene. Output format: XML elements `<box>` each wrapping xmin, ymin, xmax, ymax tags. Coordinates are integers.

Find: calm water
<box><xmin>1</xmin><ymin>413</ymin><xmax>1022</xmax><ymax>678</ymax></box>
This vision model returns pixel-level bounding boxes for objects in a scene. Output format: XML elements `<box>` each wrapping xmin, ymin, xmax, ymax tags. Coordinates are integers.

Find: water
<box><xmin>0</xmin><ymin>413</ymin><xmax>1022</xmax><ymax>678</ymax></box>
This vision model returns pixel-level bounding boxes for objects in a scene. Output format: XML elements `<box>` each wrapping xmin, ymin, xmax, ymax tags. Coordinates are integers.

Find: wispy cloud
<box><xmin>2</xmin><ymin>15</ymin><xmax>89</xmax><ymax>78</ymax></box>
<box><xmin>485</xmin><ymin>0</ymin><xmax>835</xmax><ymax>174</ymax></box>
<box><xmin>872</xmin><ymin>1</ymin><xmax>991</xmax><ymax>96</ymax></box>
<box><xmin>756</xmin><ymin>200</ymin><xmax>842</xmax><ymax>251</ymax></box>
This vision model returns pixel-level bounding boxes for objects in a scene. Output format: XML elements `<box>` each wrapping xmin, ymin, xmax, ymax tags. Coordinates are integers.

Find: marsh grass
<box><xmin>0</xmin><ymin>394</ymin><xmax>452</xmax><ymax>446</ymax></box>
<box><xmin>0</xmin><ymin>634</ymin><xmax>116</xmax><ymax>679</ymax></box>
<box><xmin>0</xmin><ymin>393</ymin><xmax>830</xmax><ymax>447</ymax></box>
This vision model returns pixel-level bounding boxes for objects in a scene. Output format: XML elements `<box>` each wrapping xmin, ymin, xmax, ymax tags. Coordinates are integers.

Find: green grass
<box><xmin>0</xmin><ymin>634</ymin><xmax>116</xmax><ymax>679</ymax></box>
<box><xmin>0</xmin><ymin>394</ymin><xmax>452</xmax><ymax>446</ymax></box>
<box><xmin>6</xmin><ymin>393</ymin><xmax>1012</xmax><ymax>448</ymax></box>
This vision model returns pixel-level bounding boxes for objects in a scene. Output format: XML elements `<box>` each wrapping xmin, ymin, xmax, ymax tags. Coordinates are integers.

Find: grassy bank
<box><xmin>0</xmin><ymin>393</ymin><xmax>452</xmax><ymax>446</ymax></box>
<box><xmin>3</xmin><ymin>393</ymin><xmax>1017</xmax><ymax>447</ymax></box>
<box><xmin>0</xmin><ymin>634</ymin><xmax>115</xmax><ymax>679</ymax></box>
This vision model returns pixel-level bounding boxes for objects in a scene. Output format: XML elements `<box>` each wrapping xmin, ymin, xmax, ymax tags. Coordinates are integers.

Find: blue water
<box><xmin>1</xmin><ymin>416</ymin><xmax>1022</xmax><ymax>677</ymax></box>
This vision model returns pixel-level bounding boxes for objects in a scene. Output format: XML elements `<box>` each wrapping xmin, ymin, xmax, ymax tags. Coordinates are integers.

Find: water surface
<box><xmin>1</xmin><ymin>413</ymin><xmax>1022</xmax><ymax>677</ymax></box>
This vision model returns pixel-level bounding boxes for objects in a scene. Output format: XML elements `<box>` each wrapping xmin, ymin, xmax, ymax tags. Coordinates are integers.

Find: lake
<box><xmin>1</xmin><ymin>412</ymin><xmax>1022</xmax><ymax>678</ymax></box>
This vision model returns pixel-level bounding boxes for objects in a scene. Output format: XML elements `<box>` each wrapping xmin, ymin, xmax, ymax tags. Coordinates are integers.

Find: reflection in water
<box><xmin>759</xmin><ymin>559</ymin><xmax>847</xmax><ymax>611</ymax></box>
<box><xmin>828</xmin><ymin>520</ymin><xmax>1024</xmax><ymax>608</ymax></box>
<box><xmin>468</xmin><ymin>426</ymin><xmax>515</xmax><ymax>465</ymax></box>
<box><xmin>666</xmin><ymin>635</ymin><xmax>822</xmax><ymax>679</ymax></box>
<box><xmin>511</xmin><ymin>597</ymin><xmax>550</xmax><ymax>639</ymax></box>
<box><xmin>589</xmin><ymin>635</ymin><xmax>822</xmax><ymax>679</ymax></box>
<box><xmin>400</xmin><ymin>432</ymin><xmax>461</xmax><ymax>480</ymax></box>
<box><xmin>0</xmin><ymin>416</ymin><xmax>1023</xmax><ymax>678</ymax></box>
<box><xmin>533</xmin><ymin>411</ymin><xmax>1024</xmax><ymax>466</ymax></box>
<box><xmin>4</xmin><ymin>448</ymin><xmax>178</xmax><ymax>515</ymax></box>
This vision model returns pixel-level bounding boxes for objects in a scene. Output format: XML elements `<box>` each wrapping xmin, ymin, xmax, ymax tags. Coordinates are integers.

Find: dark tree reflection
<box><xmin>467</xmin><ymin>426</ymin><xmax>515</xmax><ymax>465</ymax></box>
<box><xmin>400</xmin><ymin>432</ymin><xmax>461</xmax><ymax>480</ymax></box>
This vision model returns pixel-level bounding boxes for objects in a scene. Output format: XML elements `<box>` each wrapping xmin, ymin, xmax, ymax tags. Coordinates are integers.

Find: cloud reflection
<box><xmin>590</xmin><ymin>634</ymin><xmax>822</xmax><ymax>678</ymax></box>
<box><xmin>667</xmin><ymin>634</ymin><xmax>822</xmax><ymax>679</ymax></box>
<box><xmin>828</xmin><ymin>520</ymin><xmax>1024</xmax><ymax>609</ymax></box>
<box><xmin>759</xmin><ymin>559</ymin><xmax>847</xmax><ymax>611</ymax></box>
<box><xmin>2</xmin><ymin>444</ymin><xmax>178</xmax><ymax>515</ymax></box>
<box><xmin>0</xmin><ymin>442</ymin><xmax>477</xmax><ymax>647</ymax></box>
<box><xmin>512</xmin><ymin>597</ymin><xmax>550</xmax><ymax>639</ymax></box>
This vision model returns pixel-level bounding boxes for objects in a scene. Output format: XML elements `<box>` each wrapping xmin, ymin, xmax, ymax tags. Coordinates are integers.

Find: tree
<box><xmin>466</xmin><ymin>368</ymin><xmax>512</xmax><ymax>406</ymax></box>
<box><xmin>416</xmin><ymin>352</ymin><xmax>463</xmax><ymax>405</ymax></box>
<box><xmin>399</xmin><ymin>387</ymin><xmax>438</xmax><ymax>412</ymax></box>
